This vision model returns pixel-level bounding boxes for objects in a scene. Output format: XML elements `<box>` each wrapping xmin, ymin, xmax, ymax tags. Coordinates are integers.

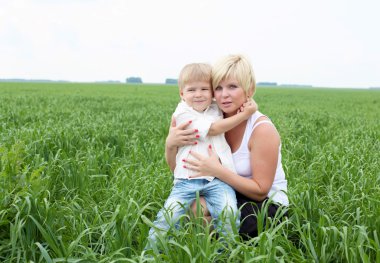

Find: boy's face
<box><xmin>180</xmin><ymin>81</ymin><xmax>212</xmax><ymax>112</ymax></box>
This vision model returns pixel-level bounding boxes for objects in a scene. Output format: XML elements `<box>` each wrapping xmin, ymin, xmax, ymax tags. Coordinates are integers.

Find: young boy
<box><xmin>145</xmin><ymin>63</ymin><xmax>256</xmax><ymax>250</ymax></box>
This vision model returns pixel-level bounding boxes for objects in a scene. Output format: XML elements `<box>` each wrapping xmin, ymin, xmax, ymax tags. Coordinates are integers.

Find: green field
<box><xmin>0</xmin><ymin>82</ymin><xmax>379</xmax><ymax>262</ymax></box>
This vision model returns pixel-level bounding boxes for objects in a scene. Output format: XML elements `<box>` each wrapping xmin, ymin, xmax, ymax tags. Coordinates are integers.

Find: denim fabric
<box><xmin>146</xmin><ymin>178</ymin><xmax>239</xmax><ymax>250</ymax></box>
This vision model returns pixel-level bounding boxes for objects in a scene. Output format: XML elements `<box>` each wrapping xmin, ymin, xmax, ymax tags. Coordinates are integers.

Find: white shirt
<box><xmin>173</xmin><ymin>101</ymin><xmax>236</xmax><ymax>181</ymax></box>
<box><xmin>232</xmin><ymin>111</ymin><xmax>289</xmax><ymax>206</ymax></box>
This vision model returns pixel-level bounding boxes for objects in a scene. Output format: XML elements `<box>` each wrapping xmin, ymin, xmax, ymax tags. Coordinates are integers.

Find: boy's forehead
<box><xmin>184</xmin><ymin>81</ymin><xmax>211</xmax><ymax>88</ymax></box>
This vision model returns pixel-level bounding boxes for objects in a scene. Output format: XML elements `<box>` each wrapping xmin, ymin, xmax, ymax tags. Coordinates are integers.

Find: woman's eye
<box><xmin>215</xmin><ymin>86</ymin><xmax>222</xmax><ymax>91</ymax></box>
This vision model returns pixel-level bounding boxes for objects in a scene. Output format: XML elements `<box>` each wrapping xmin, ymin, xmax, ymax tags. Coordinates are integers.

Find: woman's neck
<box><xmin>223</xmin><ymin>111</ymin><xmax>236</xmax><ymax>118</ymax></box>
<box><xmin>225</xmin><ymin>119</ymin><xmax>247</xmax><ymax>153</ymax></box>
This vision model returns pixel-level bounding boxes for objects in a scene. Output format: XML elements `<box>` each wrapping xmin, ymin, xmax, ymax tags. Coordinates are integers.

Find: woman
<box><xmin>165</xmin><ymin>54</ymin><xmax>288</xmax><ymax>239</ymax></box>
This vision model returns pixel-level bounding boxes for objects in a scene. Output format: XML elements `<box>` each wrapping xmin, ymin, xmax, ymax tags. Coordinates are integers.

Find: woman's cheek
<box><xmin>213</xmin><ymin>91</ymin><xmax>222</xmax><ymax>104</ymax></box>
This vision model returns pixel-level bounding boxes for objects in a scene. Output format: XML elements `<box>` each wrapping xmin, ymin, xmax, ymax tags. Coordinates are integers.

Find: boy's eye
<box><xmin>202</xmin><ymin>88</ymin><xmax>209</xmax><ymax>91</ymax></box>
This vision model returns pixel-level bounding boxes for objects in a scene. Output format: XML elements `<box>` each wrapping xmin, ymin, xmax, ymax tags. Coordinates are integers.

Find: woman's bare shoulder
<box><xmin>248</xmin><ymin>116</ymin><xmax>280</xmax><ymax>149</ymax></box>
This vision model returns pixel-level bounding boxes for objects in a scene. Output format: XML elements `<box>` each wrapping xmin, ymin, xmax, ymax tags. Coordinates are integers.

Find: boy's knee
<box><xmin>190</xmin><ymin>197</ymin><xmax>210</xmax><ymax>217</ymax></box>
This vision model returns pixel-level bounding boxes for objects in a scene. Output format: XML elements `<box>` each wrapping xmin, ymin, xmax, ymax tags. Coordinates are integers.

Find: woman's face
<box><xmin>214</xmin><ymin>78</ymin><xmax>247</xmax><ymax>117</ymax></box>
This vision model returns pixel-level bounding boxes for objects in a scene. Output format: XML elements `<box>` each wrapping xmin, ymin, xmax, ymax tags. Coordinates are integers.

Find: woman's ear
<box><xmin>247</xmin><ymin>85</ymin><xmax>254</xmax><ymax>98</ymax></box>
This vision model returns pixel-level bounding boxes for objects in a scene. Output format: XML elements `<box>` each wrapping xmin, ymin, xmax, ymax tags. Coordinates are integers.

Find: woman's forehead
<box><xmin>220</xmin><ymin>77</ymin><xmax>240</xmax><ymax>85</ymax></box>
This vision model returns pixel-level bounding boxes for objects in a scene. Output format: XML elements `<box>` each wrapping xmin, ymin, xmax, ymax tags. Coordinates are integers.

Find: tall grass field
<box><xmin>0</xmin><ymin>82</ymin><xmax>379</xmax><ymax>262</ymax></box>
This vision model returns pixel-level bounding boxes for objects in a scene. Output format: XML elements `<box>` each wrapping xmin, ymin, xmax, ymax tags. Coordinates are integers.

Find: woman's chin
<box><xmin>222</xmin><ymin>108</ymin><xmax>238</xmax><ymax>116</ymax></box>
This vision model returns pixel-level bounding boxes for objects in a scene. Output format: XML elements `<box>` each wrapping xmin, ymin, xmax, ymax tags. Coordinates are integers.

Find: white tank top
<box><xmin>232</xmin><ymin>111</ymin><xmax>289</xmax><ymax>206</ymax></box>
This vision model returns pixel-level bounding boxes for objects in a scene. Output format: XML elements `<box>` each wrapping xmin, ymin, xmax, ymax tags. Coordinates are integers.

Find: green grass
<box><xmin>0</xmin><ymin>82</ymin><xmax>379</xmax><ymax>262</ymax></box>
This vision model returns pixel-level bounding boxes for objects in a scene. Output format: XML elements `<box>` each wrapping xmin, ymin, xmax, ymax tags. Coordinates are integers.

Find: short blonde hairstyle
<box><xmin>212</xmin><ymin>54</ymin><xmax>256</xmax><ymax>97</ymax></box>
<box><xmin>178</xmin><ymin>63</ymin><xmax>212</xmax><ymax>90</ymax></box>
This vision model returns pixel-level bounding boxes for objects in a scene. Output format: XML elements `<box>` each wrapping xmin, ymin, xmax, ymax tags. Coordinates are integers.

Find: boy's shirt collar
<box><xmin>178</xmin><ymin>100</ymin><xmax>217</xmax><ymax>114</ymax></box>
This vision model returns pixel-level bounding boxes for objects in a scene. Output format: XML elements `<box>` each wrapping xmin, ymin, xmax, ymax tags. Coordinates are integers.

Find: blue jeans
<box><xmin>146</xmin><ymin>178</ymin><xmax>239</xmax><ymax>250</ymax></box>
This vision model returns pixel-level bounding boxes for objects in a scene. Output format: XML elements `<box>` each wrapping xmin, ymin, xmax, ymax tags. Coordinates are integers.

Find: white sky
<box><xmin>1</xmin><ymin>0</ymin><xmax>379</xmax><ymax>88</ymax></box>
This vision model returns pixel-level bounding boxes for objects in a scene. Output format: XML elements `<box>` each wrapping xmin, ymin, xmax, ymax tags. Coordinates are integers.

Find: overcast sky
<box><xmin>1</xmin><ymin>0</ymin><xmax>379</xmax><ymax>88</ymax></box>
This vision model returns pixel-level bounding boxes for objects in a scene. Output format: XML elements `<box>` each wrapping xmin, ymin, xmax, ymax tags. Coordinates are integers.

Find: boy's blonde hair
<box><xmin>212</xmin><ymin>54</ymin><xmax>256</xmax><ymax>97</ymax></box>
<box><xmin>178</xmin><ymin>63</ymin><xmax>212</xmax><ymax>90</ymax></box>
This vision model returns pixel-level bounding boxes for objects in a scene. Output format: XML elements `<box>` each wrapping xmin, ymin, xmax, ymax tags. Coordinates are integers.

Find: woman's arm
<box><xmin>185</xmin><ymin>123</ymin><xmax>280</xmax><ymax>201</ymax></box>
<box><xmin>165</xmin><ymin>141</ymin><xmax>178</xmax><ymax>172</ymax></box>
<box><xmin>165</xmin><ymin>117</ymin><xmax>198</xmax><ymax>172</ymax></box>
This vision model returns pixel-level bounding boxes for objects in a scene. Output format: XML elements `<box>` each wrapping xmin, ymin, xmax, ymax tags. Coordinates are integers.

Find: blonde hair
<box><xmin>178</xmin><ymin>63</ymin><xmax>212</xmax><ymax>90</ymax></box>
<box><xmin>212</xmin><ymin>54</ymin><xmax>256</xmax><ymax>97</ymax></box>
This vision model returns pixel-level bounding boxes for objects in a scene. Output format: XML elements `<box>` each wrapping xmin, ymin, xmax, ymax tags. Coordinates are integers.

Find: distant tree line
<box><xmin>257</xmin><ymin>82</ymin><xmax>277</xmax><ymax>86</ymax></box>
<box><xmin>257</xmin><ymin>82</ymin><xmax>313</xmax><ymax>88</ymax></box>
<box><xmin>1</xmin><ymin>77</ymin><xmax>318</xmax><ymax>88</ymax></box>
<box><xmin>126</xmin><ymin>77</ymin><xmax>143</xmax><ymax>83</ymax></box>
<box><xmin>125</xmin><ymin>77</ymin><xmax>180</xmax><ymax>85</ymax></box>
<box><xmin>165</xmin><ymin>78</ymin><xmax>178</xmax><ymax>84</ymax></box>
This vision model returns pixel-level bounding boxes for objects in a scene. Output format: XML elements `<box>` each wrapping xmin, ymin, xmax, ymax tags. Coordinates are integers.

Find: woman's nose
<box><xmin>221</xmin><ymin>88</ymin><xmax>229</xmax><ymax>97</ymax></box>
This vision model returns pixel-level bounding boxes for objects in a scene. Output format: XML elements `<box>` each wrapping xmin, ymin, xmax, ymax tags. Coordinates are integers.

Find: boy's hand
<box><xmin>238</xmin><ymin>98</ymin><xmax>258</xmax><ymax>116</ymax></box>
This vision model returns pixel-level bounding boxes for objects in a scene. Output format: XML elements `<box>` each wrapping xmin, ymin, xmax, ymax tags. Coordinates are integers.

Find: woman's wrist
<box><xmin>217</xmin><ymin>167</ymin><xmax>226</xmax><ymax>180</ymax></box>
<box><xmin>166</xmin><ymin>139</ymin><xmax>177</xmax><ymax>150</ymax></box>
<box><xmin>211</xmin><ymin>160</ymin><xmax>226</xmax><ymax>179</ymax></box>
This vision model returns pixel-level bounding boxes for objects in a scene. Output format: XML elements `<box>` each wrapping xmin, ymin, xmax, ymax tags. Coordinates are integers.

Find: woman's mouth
<box><xmin>222</xmin><ymin>101</ymin><xmax>232</xmax><ymax>107</ymax></box>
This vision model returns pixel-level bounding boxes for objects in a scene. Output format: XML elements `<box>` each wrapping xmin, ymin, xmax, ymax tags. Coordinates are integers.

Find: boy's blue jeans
<box><xmin>146</xmin><ymin>178</ymin><xmax>239</xmax><ymax>250</ymax></box>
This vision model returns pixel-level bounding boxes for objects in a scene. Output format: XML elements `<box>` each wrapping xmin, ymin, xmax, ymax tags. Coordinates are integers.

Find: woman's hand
<box><xmin>166</xmin><ymin>117</ymin><xmax>198</xmax><ymax>150</ymax></box>
<box><xmin>166</xmin><ymin>117</ymin><xmax>198</xmax><ymax>172</ymax></box>
<box><xmin>183</xmin><ymin>145</ymin><xmax>224</xmax><ymax>178</ymax></box>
